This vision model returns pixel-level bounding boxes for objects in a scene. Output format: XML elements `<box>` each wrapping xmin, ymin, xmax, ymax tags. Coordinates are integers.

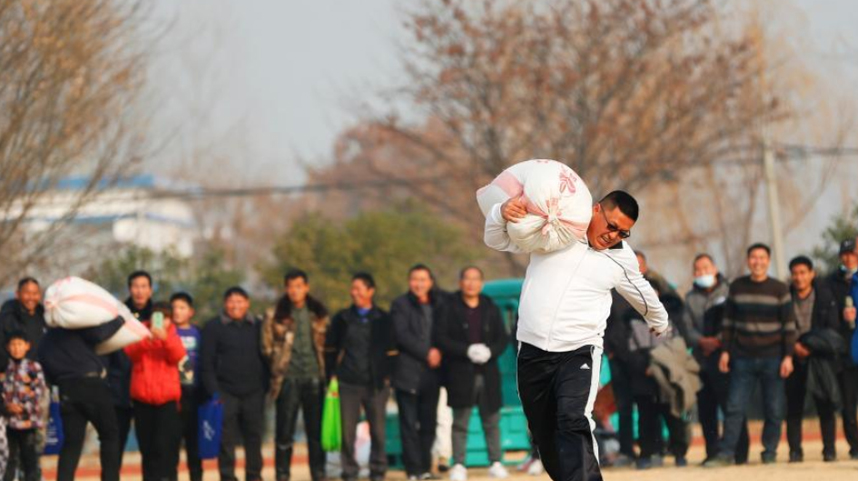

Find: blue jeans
<box><xmin>719</xmin><ymin>356</ymin><xmax>785</xmax><ymax>460</ymax></box>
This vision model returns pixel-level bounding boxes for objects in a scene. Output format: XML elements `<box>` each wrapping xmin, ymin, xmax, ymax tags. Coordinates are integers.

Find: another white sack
<box><xmin>44</xmin><ymin>276</ymin><xmax>151</xmax><ymax>354</ymax></box>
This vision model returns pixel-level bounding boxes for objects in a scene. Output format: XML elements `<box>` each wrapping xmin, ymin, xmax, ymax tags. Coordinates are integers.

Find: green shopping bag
<box><xmin>321</xmin><ymin>378</ymin><xmax>342</xmax><ymax>452</ymax></box>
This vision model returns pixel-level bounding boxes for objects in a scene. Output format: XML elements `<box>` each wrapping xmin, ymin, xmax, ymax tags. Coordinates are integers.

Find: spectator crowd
<box><xmin>0</xmin><ymin>237</ymin><xmax>855</xmax><ymax>480</ymax></box>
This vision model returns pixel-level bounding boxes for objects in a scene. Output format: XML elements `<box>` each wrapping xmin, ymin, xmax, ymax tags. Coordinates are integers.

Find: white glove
<box><xmin>473</xmin><ymin>344</ymin><xmax>492</xmax><ymax>364</ymax></box>
<box><xmin>467</xmin><ymin>344</ymin><xmax>483</xmax><ymax>363</ymax></box>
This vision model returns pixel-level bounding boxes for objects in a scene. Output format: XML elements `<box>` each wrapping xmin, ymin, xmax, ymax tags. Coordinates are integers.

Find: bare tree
<box><xmin>321</xmin><ymin>0</ymin><xmax>790</xmax><ymax>274</ymax></box>
<box><xmin>0</xmin><ymin>0</ymin><xmax>148</xmax><ymax>281</ymax></box>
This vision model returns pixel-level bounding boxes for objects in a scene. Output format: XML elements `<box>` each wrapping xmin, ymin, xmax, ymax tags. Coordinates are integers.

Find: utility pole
<box><xmin>763</xmin><ymin>140</ymin><xmax>787</xmax><ymax>280</ymax></box>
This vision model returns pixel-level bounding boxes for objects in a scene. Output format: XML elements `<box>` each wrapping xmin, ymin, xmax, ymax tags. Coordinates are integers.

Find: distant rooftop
<box><xmin>53</xmin><ymin>174</ymin><xmax>198</xmax><ymax>192</ymax></box>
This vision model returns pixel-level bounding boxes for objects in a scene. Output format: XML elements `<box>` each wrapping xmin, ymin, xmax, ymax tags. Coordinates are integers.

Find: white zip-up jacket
<box><xmin>485</xmin><ymin>203</ymin><xmax>669</xmax><ymax>352</ymax></box>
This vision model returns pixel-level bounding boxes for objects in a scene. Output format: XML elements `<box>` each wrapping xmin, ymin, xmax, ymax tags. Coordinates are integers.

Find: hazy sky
<box><xmin>148</xmin><ymin>0</ymin><xmax>858</xmax><ymax>282</ymax></box>
<box><xmin>149</xmin><ymin>0</ymin><xmax>858</xmax><ymax>181</ymax></box>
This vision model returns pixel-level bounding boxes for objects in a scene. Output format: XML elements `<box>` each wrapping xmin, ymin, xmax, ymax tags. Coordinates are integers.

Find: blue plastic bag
<box><xmin>198</xmin><ymin>394</ymin><xmax>223</xmax><ymax>459</ymax></box>
<box><xmin>44</xmin><ymin>387</ymin><xmax>64</xmax><ymax>455</ymax></box>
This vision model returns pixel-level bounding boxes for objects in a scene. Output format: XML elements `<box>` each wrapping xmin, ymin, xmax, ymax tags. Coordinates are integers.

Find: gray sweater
<box><xmin>681</xmin><ymin>276</ymin><xmax>730</xmax><ymax>362</ymax></box>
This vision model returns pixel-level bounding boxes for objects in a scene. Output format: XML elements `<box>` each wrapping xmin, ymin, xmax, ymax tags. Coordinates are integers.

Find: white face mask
<box><xmin>694</xmin><ymin>274</ymin><xmax>716</xmax><ymax>289</ymax></box>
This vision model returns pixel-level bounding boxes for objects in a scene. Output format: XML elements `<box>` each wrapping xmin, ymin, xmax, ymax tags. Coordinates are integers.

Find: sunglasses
<box><xmin>598</xmin><ymin>204</ymin><xmax>631</xmax><ymax>239</ymax></box>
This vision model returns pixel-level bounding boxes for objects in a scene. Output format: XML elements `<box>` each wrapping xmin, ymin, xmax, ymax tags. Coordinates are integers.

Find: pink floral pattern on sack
<box><xmin>558</xmin><ymin>168</ymin><xmax>578</xmax><ymax>195</ymax></box>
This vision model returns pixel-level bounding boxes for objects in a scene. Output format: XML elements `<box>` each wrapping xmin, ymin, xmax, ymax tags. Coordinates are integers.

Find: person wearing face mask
<box><xmin>679</xmin><ymin>254</ymin><xmax>748</xmax><ymax>465</ymax></box>
<box><xmin>823</xmin><ymin>238</ymin><xmax>858</xmax><ymax>459</ymax></box>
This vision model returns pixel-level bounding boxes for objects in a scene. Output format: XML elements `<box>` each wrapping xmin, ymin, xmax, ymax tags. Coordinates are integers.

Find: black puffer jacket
<box><xmin>325</xmin><ymin>305</ymin><xmax>397</xmax><ymax>390</ymax></box>
<box><xmin>613</xmin><ymin>290</ymin><xmax>684</xmax><ymax>397</ymax></box>
<box><xmin>792</xmin><ymin>280</ymin><xmax>841</xmax><ymax>333</ymax></box>
<box><xmin>391</xmin><ymin>290</ymin><xmax>446</xmax><ymax>393</ymax></box>
<box><xmin>39</xmin><ymin>318</ymin><xmax>124</xmax><ymax>385</ymax></box>
<box><xmin>0</xmin><ymin>300</ymin><xmax>47</xmax><ymax>366</ymax></box>
<box><xmin>801</xmin><ymin>328</ymin><xmax>846</xmax><ymax>409</ymax></box>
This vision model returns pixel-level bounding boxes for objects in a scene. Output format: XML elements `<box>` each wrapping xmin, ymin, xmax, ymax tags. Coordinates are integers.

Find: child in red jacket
<box><xmin>125</xmin><ymin>302</ymin><xmax>186</xmax><ymax>481</ymax></box>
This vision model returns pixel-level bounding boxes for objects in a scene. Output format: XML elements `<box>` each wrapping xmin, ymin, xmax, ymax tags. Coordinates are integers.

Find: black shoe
<box><xmin>612</xmin><ymin>454</ymin><xmax>635</xmax><ymax>468</ymax></box>
<box><xmin>823</xmin><ymin>453</ymin><xmax>837</xmax><ymax>463</ymax></box>
<box><xmin>675</xmin><ymin>457</ymin><xmax>688</xmax><ymax>468</ymax></box>
<box><xmin>703</xmin><ymin>456</ymin><xmax>733</xmax><ymax>468</ymax></box>
<box><xmin>636</xmin><ymin>458</ymin><xmax>654</xmax><ymax>470</ymax></box>
<box><xmin>789</xmin><ymin>452</ymin><xmax>803</xmax><ymax>463</ymax></box>
<box><xmin>761</xmin><ymin>455</ymin><xmax>777</xmax><ymax>465</ymax></box>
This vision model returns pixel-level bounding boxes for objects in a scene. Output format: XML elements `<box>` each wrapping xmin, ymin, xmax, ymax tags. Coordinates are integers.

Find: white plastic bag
<box><xmin>476</xmin><ymin>159</ymin><xmax>592</xmax><ymax>253</ymax></box>
<box><xmin>44</xmin><ymin>276</ymin><xmax>151</xmax><ymax>354</ymax></box>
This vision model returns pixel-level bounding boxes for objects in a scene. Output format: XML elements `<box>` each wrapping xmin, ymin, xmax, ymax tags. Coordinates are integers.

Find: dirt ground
<box><xmin>41</xmin><ymin>423</ymin><xmax>858</xmax><ymax>480</ymax></box>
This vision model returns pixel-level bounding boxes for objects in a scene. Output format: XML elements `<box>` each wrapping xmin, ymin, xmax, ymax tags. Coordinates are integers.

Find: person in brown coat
<box><xmin>262</xmin><ymin>269</ymin><xmax>329</xmax><ymax>481</ymax></box>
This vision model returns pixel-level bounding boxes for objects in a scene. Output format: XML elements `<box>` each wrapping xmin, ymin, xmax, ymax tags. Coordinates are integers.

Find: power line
<box><xmin>144</xmin><ymin>175</ymin><xmax>452</xmax><ymax>201</ymax></box>
<box><xmin>95</xmin><ymin>143</ymin><xmax>857</xmax><ymax>203</ymax></box>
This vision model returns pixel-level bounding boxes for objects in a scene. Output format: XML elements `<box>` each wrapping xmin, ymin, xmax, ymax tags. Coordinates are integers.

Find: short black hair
<box><xmin>459</xmin><ymin>266</ymin><xmax>484</xmax><ymax>280</ymax></box>
<box><xmin>600</xmin><ymin>191</ymin><xmax>639</xmax><ymax>222</ymax></box>
<box><xmin>127</xmin><ymin>270</ymin><xmax>152</xmax><ymax>289</ymax></box>
<box><xmin>223</xmin><ymin>286</ymin><xmax>249</xmax><ymax>300</ymax></box>
<box><xmin>16</xmin><ymin>277</ymin><xmax>39</xmax><ymax>291</ymax></box>
<box><xmin>170</xmin><ymin>292</ymin><xmax>194</xmax><ymax>308</ymax></box>
<box><xmin>284</xmin><ymin>269</ymin><xmax>308</xmax><ymax>285</ymax></box>
<box><xmin>352</xmin><ymin>272</ymin><xmax>376</xmax><ymax>290</ymax></box>
<box><xmin>693</xmin><ymin>253</ymin><xmax>715</xmax><ymax>265</ymax></box>
<box><xmin>747</xmin><ymin>243</ymin><xmax>771</xmax><ymax>258</ymax></box>
<box><xmin>6</xmin><ymin>331</ymin><xmax>29</xmax><ymax>345</ymax></box>
<box><xmin>409</xmin><ymin>264</ymin><xmax>433</xmax><ymax>278</ymax></box>
<box><xmin>789</xmin><ymin>255</ymin><xmax>814</xmax><ymax>272</ymax></box>
<box><xmin>152</xmin><ymin>301</ymin><xmax>172</xmax><ymax>318</ymax></box>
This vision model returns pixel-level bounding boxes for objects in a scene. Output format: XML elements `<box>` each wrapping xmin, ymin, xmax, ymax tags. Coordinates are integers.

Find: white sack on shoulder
<box><xmin>476</xmin><ymin>159</ymin><xmax>592</xmax><ymax>254</ymax></box>
<box><xmin>44</xmin><ymin>276</ymin><xmax>151</xmax><ymax>354</ymax></box>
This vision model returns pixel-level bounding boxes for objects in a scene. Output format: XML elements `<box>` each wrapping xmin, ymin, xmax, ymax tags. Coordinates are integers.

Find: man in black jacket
<box><xmin>786</xmin><ymin>256</ymin><xmax>843</xmax><ymax>462</ymax></box>
<box><xmin>0</xmin><ymin>277</ymin><xmax>47</xmax><ymax>367</ymax></box>
<box><xmin>612</xmin><ymin>285</ymin><xmax>690</xmax><ymax>469</ymax></box>
<box><xmin>200</xmin><ymin>287</ymin><xmax>268</xmax><ymax>481</ymax></box>
<box><xmin>325</xmin><ymin>273</ymin><xmax>397</xmax><ymax>481</ymax></box>
<box><xmin>436</xmin><ymin>267</ymin><xmax>509</xmax><ymax>481</ymax></box>
<box><xmin>602</xmin><ymin>291</ymin><xmax>636</xmax><ymax>466</ymax></box>
<box><xmin>392</xmin><ymin>264</ymin><xmax>445</xmax><ymax>481</ymax></box>
<box><xmin>39</xmin><ymin>318</ymin><xmax>125</xmax><ymax>481</ymax></box>
<box><xmin>104</xmin><ymin>270</ymin><xmax>154</xmax><ymax>464</ymax></box>
<box><xmin>824</xmin><ymin>239</ymin><xmax>858</xmax><ymax>459</ymax></box>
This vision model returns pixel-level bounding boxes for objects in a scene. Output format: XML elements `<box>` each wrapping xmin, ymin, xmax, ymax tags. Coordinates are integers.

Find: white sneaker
<box><xmin>489</xmin><ymin>462</ymin><xmax>509</xmax><ymax>479</ymax></box>
<box><xmin>527</xmin><ymin>459</ymin><xmax>544</xmax><ymax>476</ymax></box>
<box><xmin>449</xmin><ymin>464</ymin><xmax>468</xmax><ymax>481</ymax></box>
